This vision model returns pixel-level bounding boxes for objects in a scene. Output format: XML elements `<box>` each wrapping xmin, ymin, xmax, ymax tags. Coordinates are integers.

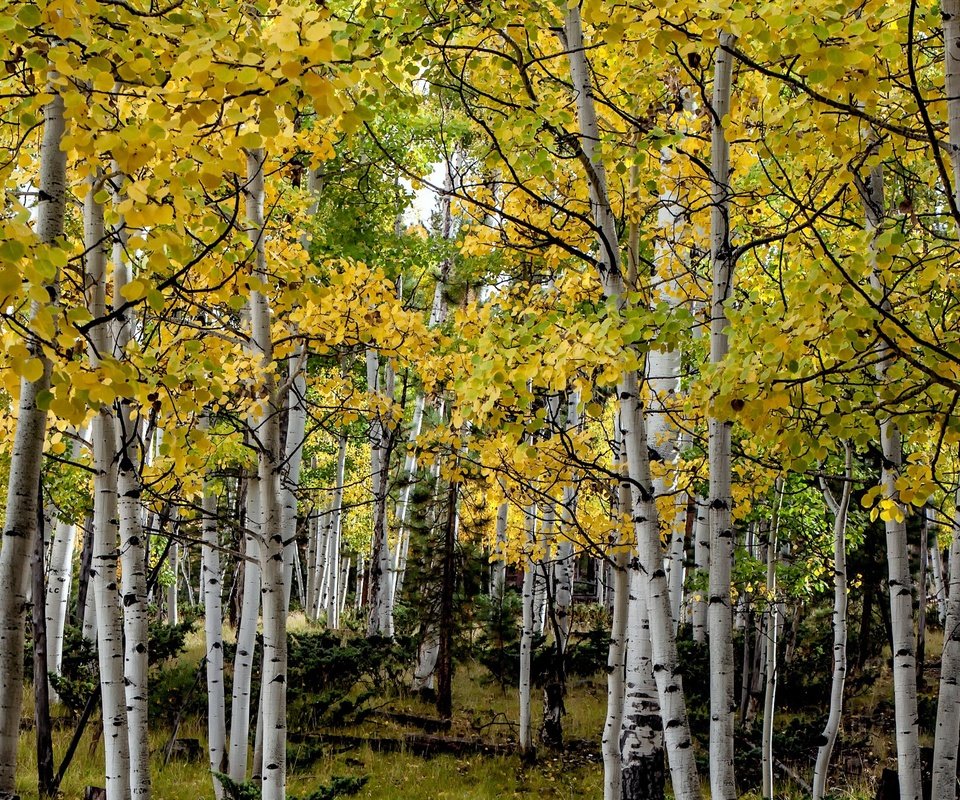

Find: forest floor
<box><xmin>12</xmin><ymin>615</ymin><xmax>939</xmax><ymax>800</ymax></box>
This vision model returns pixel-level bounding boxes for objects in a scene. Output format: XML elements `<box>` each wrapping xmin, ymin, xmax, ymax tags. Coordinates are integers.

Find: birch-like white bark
<box><xmin>563</xmin><ymin>9</ymin><xmax>700</xmax><ymax>798</ymax></box>
<box><xmin>691</xmin><ymin>500</ymin><xmax>709</xmax><ymax>643</ymax></box>
<box><xmin>86</xmin><ymin>178</ymin><xmax>132</xmax><ymax>800</ymax></box>
<box><xmin>930</xmin><ymin>19</ymin><xmax>960</xmax><ymax>794</ymax></box>
<box><xmin>111</xmin><ymin>178</ymin><xmax>150</xmax><ymax>799</ymax></box>
<box><xmin>305</xmin><ymin>509</ymin><xmax>319</xmax><ymax>620</ymax></box>
<box><xmin>0</xmin><ymin>88</ymin><xmax>64</xmax><ymax>796</ymax></box>
<box><xmin>761</xmin><ymin>480</ymin><xmax>784</xmax><ymax>800</ymax></box>
<box><xmin>228</xmin><ymin>471</ymin><xmax>261</xmax><ymax>782</ymax></box>
<box><xmin>366</xmin><ymin>350</ymin><xmax>395</xmax><ymax>637</ymax></box>
<box><xmin>391</xmin><ymin>165</ymin><xmax>453</xmax><ymax>605</ymax></box>
<box><xmin>707</xmin><ymin>35</ymin><xmax>737</xmax><ymax>800</ymax></box>
<box><xmin>646</xmin><ymin>143</ymin><xmax>685</xmax><ymax>632</ymax></box>
<box><xmin>929</xmin><ymin>509</ymin><xmax>947</xmax><ymax>627</ymax></box>
<box><xmin>933</xmin><ymin>483</ymin><xmax>960</xmax><ymax>800</ymax></box>
<box><xmin>620</xmin><ymin>568</ymin><xmax>665</xmax><ymax>800</ymax></box>
<box><xmin>198</xmin><ymin>423</ymin><xmax>227</xmax><ymax>797</ymax></box>
<box><xmin>603</xmin><ymin>554</ymin><xmax>630</xmax><ymax>800</ymax></box>
<box><xmin>281</xmin><ymin>351</ymin><xmax>307</xmax><ymax>612</ymax></box>
<box><xmin>812</xmin><ymin>445</ymin><xmax>853</xmax><ymax>800</ymax></box>
<box><xmin>858</xmin><ymin>153</ymin><xmax>922</xmax><ymax>800</ymax></box>
<box><xmin>245</xmin><ymin>147</ymin><xmax>287</xmax><ymax>800</ymax></box>
<box><xmin>519</xmin><ymin>502</ymin><xmax>537</xmax><ymax>757</ymax></box>
<box><xmin>325</xmin><ymin>431</ymin><xmax>348</xmax><ymax>628</ymax></box>
<box><xmin>46</xmin><ymin>433</ymin><xmax>79</xmax><ymax>703</ymax></box>
<box><xmin>491</xmin><ymin>501</ymin><xmax>509</xmax><ymax>599</ymax></box>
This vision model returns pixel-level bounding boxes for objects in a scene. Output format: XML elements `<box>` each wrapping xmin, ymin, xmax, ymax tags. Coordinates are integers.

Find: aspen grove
<box><xmin>5</xmin><ymin>1</ymin><xmax>960</xmax><ymax>799</ymax></box>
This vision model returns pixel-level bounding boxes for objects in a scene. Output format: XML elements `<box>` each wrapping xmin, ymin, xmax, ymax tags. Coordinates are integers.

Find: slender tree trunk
<box><xmin>563</xmin><ymin>10</ymin><xmax>700</xmax><ymax>798</ymax></box>
<box><xmin>167</xmin><ymin>542</ymin><xmax>179</xmax><ymax>625</ymax></box>
<box><xmin>603</xmin><ymin>554</ymin><xmax>629</xmax><ymax>800</ymax></box>
<box><xmin>692</xmin><ymin>499</ymin><xmax>709</xmax><ymax>643</ymax></box>
<box><xmin>620</xmin><ymin>568</ymin><xmax>665</xmax><ymax>800</ymax></box>
<box><xmin>281</xmin><ymin>351</ymin><xmax>307</xmax><ymax>612</ymax></box>
<box><xmin>202</xmin><ymin>476</ymin><xmax>227</xmax><ymax>799</ymax></box>
<box><xmin>0</xmin><ymin>88</ymin><xmax>65</xmax><ymax>799</ymax></box>
<box><xmin>86</xmin><ymin>177</ymin><xmax>132</xmax><ymax>800</ymax></box>
<box><xmin>45</xmin><ymin>445</ymin><xmax>79</xmax><ymax>703</ymax></box>
<box><xmin>32</xmin><ymin>496</ymin><xmax>55</xmax><ymax>799</ymax></box>
<box><xmin>761</xmin><ymin>480</ymin><xmax>784</xmax><ymax>800</ymax></box>
<box><xmin>228</xmin><ymin>471</ymin><xmax>261</xmax><ymax>783</ymax></box>
<box><xmin>245</xmin><ymin>147</ymin><xmax>287</xmax><ymax>800</ymax></box>
<box><xmin>79</xmin><ymin>513</ymin><xmax>97</xmax><ymax>643</ymax></box>
<box><xmin>113</xmin><ymin>206</ymin><xmax>151</xmax><ymax>798</ymax></box>
<box><xmin>860</xmin><ymin>151</ymin><xmax>922</xmax><ymax>800</ymax></box>
<box><xmin>305</xmin><ymin>509</ymin><xmax>318</xmax><ymax>620</ymax></box>
<box><xmin>519</xmin><ymin>501</ymin><xmax>537</xmax><ymax>758</ymax></box>
<box><xmin>391</xmin><ymin>164</ymin><xmax>453</xmax><ymax>605</ymax></box>
<box><xmin>46</xmin><ymin>519</ymin><xmax>77</xmax><ymax>674</ymax></box>
<box><xmin>707</xmin><ymin>34</ymin><xmax>737</xmax><ymax>800</ymax></box>
<box><xmin>325</xmin><ymin>431</ymin><xmax>348</xmax><ymax>628</ymax></box>
<box><xmin>930</xmin><ymin>511</ymin><xmax>947</xmax><ymax>627</ymax></box>
<box><xmin>491</xmin><ymin>501</ymin><xmax>508</xmax><ymax>600</ymax></box>
<box><xmin>813</xmin><ymin>445</ymin><xmax>853</xmax><ymax>800</ymax></box>
<box><xmin>933</xmin><ymin>482</ymin><xmax>960</xmax><ymax>800</ymax></box>
<box><xmin>366</xmin><ymin>350</ymin><xmax>395</xmax><ymax>637</ymax></box>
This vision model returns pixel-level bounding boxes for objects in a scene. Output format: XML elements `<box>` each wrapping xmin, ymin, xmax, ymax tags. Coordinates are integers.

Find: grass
<box><xmin>14</xmin><ymin>615</ymin><xmax>607</xmax><ymax>800</ymax></box>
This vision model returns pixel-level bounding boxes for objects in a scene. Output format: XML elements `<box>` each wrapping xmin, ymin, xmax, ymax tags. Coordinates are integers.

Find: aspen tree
<box><xmin>761</xmin><ymin>479</ymin><xmax>784</xmax><ymax>800</ymax></box>
<box><xmin>813</xmin><ymin>444</ymin><xmax>853</xmax><ymax>800</ymax></box>
<box><xmin>86</xmin><ymin>176</ymin><xmax>132</xmax><ymax>800</ymax></box>
<box><xmin>280</xmin><ymin>350</ymin><xmax>307</xmax><ymax>612</ymax></box>
<box><xmin>932</xmin><ymin>9</ymin><xmax>960</xmax><ymax>796</ymax></box>
<box><xmin>0</xmin><ymin>87</ymin><xmax>65</xmax><ymax>797</ymax></box>
<box><xmin>111</xmin><ymin>173</ymin><xmax>150</xmax><ymax>800</ymax></box>
<box><xmin>563</xmin><ymin>7</ymin><xmax>700</xmax><ymax>798</ymax></box>
<box><xmin>325</xmin><ymin>431</ymin><xmax>348</xmax><ymax>627</ymax></box>
<box><xmin>229</xmin><ymin>472</ymin><xmax>261</xmax><ymax>782</ymax></box>
<box><xmin>706</xmin><ymin>36</ymin><xmax>737</xmax><ymax>800</ymax></box>
<box><xmin>933</xmin><ymin>485</ymin><xmax>960</xmax><ymax>800</ymax></box>
<box><xmin>245</xmin><ymin>146</ymin><xmax>288</xmax><ymax>800</ymax></box>
<box><xmin>518</xmin><ymin>500</ymin><xmax>538</xmax><ymax>757</ymax></box>
<box><xmin>859</xmin><ymin>152</ymin><xmax>922</xmax><ymax>800</ymax></box>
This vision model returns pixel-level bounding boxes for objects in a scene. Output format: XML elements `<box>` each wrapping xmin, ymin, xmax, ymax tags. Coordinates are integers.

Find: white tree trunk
<box><xmin>931</xmin><ymin>19</ymin><xmax>960</xmax><ymax>795</ymax></box>
<box><xmin>0</xmin><ymin>88</ymin><xmax>65</xmax><ymax>796</ymax></box>
<box><xmin>245</xmin><ymin>146</ymin><xmax>287</xmax><ymax>800</ymax></box>
<box><xmin>45</xmin><ymin>511</ymin><xmax>76</xmax><ymax>702</ymax></box>
<box><xmin>228</xmin><ymin>471</ymin><xmax>262</xmax><ymax>783</ymax></box>
<box><xmin>305</xmin><ymin>509</ymin><xmax>319</xmax><ymax>620</ymax></box>
<box><xmin>930</xmin><ymin>510</ymin><xmax>947</xmax><ymax>627</ymax></box>
<box><xmin>761</xmin><ymin>480</ymin><xmax>784</xmax><ymax>800</ymax></box>
<box><xmin>86</xmin><ymin>179</ymin><xmax>132</xmax><ymax>800</ymax></box>
<box><xmin>167</xmin><ymin>542</ymin><xmax>179</xmax><ymax>625</ymax></box>
<box><xmin>391</xmin><ymin>228</ymin><xmax>452</xmax><ymax>605</ymax></box>
<box><xmin>339</xmin><ymin>557</ymin><xmax>351</xmax><ymax>617</ymax></box>
<box><xmin>620</xmin><ymin>568</ymin><xmax>665</xmax><ymax>800</ymax></box>
<box><xmin>519</xmin><ymin>502</ymin><xmax>537</xmax><ymax>757</ymax></box>
<box><xmin>563</xmin><ymin>10</ymin><xmax>701</xmax><ymax>798</ymax></box>
<box><xmin>366</xmin><ymin>350</ymin><xmax>395</xmax><ymax>637</ymax></box>
<box><xmin>691</xmin><ymin>499</ymin><xmax>709</xmax><ymax>643</ymax></box>
<box><xmin>933</xmin><ymin>484</ymin><xmax>960</xmax><ymax>800</ymax></box>
<box><xmin>281</xmin><ymin>351</ymin><xmax>307</xmax><ymax>612</ymax></box>
<box><xmin>813</xmin><ymin>445</ymin><xmax>853</xmax><ymax>800</ymax></box>
<box><xmin>201</xmin><ymin>472</ymin><xmax>227</xmax><ymax>798</ymax></box>
<box><xmin>707</xmin><ymin>34</ymin><xmax>737</xmax><ymax>800</ymax></box>
<box><xmin>325</xmin><ymin>431</ymin><xmax>348</xmax><ymax>628</ymax></box>
<box><xmin>491</xmin><ymin>501</ymin><xmax>509</xmax><ymax>599</ymax></box>
<box><xmin>112</xmin><ymin>204</ymin><xmax>151</xmax><ymax>799</ymax></box>
<box><xmin>603</xmin><ymin>555</ymin><xmax>630</xmax><ymax>800</ymax></box>
<box><xmin>854</xmin><ymin>150</ymin><xmax>921</xmax><ymax>800</ymax></box>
